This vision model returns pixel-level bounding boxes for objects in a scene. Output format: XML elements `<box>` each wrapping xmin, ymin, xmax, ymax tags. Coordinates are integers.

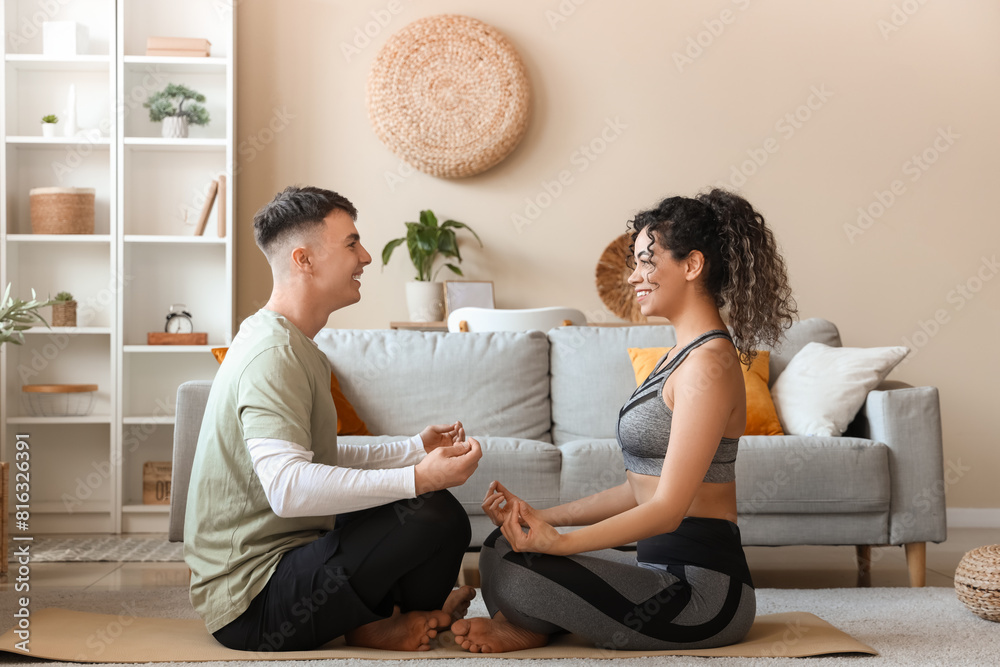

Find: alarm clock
<box><xmin>164</xmin><ymin>304</ymin><xmax>194</xmax><ymax>334</ymax></box>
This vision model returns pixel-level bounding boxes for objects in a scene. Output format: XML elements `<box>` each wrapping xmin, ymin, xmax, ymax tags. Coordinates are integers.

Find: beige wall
<box><xmin>236</xmin><ymin>1</ymin><xmax>1000</xmax><ymax>509</ymax></box>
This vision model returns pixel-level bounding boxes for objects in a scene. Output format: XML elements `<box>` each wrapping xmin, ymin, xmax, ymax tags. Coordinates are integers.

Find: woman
<box><xmin>452</xmin><ymin>189</ymin><xmax>797</xmax><ymax>653</ymax></box>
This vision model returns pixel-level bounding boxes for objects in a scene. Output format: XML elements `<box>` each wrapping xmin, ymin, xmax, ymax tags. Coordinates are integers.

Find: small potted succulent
<box><xmin>144</xmin><ymin>83</ymin><xmax>210</xmax><ymax>139</ymax></box>
<box><xmin>51</xmin><ymin>291</ymin><xmax>77</xmax><ymax>327</ymax></box>
<box><xmin>0</xmin><ymin>285</ymin><xmax>55</xmax><ymax>345</ymax></box>
<box><xmin>41</xmin><ymin>114</ymin><xmax>58</xmax><ymax>138</ymax></box>
<box><xmin>381</xmin><ymin>210</ymin><xmax>482</xmax><ymax>321</ymax></box>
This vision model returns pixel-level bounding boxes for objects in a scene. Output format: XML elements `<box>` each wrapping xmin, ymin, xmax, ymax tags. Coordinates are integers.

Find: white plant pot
<box><xmin>161</xmin><ymin>116</ymin><xmax>189</xmax><ymax>139</ymax></box>
<box><xmin>405</xmin><ymin>281</ymin><xmax>444</xmax><ymax>322</ymax></box>
<box><xmin>41</xmin><ymin>123</ymin><xmax>57</xmax><ymax>138</ymax></box>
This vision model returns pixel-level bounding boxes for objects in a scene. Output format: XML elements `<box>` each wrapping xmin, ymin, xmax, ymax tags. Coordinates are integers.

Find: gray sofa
<box><xmin>169</xmin><ymin>318</ymin><xmax>946</xmax><ymax>587</ymax></box>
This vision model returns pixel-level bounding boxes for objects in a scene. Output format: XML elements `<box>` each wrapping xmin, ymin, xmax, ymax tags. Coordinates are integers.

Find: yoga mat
<box><xmin>0</xmin><ymin>608</ymin><xmax>875</xmax><ymax>661</ymax></box>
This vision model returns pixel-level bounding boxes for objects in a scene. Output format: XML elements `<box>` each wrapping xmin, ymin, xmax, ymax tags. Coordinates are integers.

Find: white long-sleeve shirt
<box><xmin>246</xmin><ymin>435</ymin><xmax>426</xmax><ymax>518</ymax></box>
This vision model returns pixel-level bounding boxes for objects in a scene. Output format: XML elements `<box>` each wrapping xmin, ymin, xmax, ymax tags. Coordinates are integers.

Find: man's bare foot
<box><xmin>346</xmin><ymin>607</ymin><xmax>451</xmax><ymax>652</ymax></box>
<box><xmin>451</xmin><ymin>613</ymin><xmax>548</xmax><ymax>653</ymax></box>
<box><xmin>442</xmin><ymin>586</ymin><xmax>476</xmax><ymax>622</ymax></box>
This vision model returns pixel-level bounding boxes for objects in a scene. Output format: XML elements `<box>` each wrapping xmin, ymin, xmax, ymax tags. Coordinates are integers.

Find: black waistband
<box><xmin>637</xmin><ymin>517</ymin><xmax>753</xmax><ymax>588</ymax></box>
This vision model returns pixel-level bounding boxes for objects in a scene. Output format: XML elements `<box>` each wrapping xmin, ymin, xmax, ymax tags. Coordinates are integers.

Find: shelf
<box><xmin>123</xmin><ymin>345</ymin><xmax>218</xmax><ymax>353</ymax></box>
<box><xmin>4</xmin><ymin>54</ymin><xmax>112</xmax><ymax>71</ymax></box>
<box><xmin>5</xmin><ymin>415</ymin><xmax>112</xmax><ymax>425</ymax></box>
<box><xmin>21</xmin><ymin>327</ymin><xmax>112</xmax><ymax>335</ymax></box>
<box><xmin>5</xmin><ymin>234</ymin><xmax>112</xmax><ymax>243</ymax></box>
<box><xmin>124</xmin><ymin>235</ymin><xmax>226</xmax><ymax>244</ymax></box>
<box><xmin>123</xmin><ymin>138</ymin><xmax>226</xmax><ymax>151</ymax></box>
<box><xmin>121</xmin><ymin>504</ymin><xmax>170</xmax><ymax>514</ymax></box>
<box><xmin>6</xmin><ymin>135</ymin><xmax>111</xmax><ymax>147</ymax></box>
<box><xmin>124</xmin><ymin>55</ymin><xmax>227</xmax><ymax>73</ymax></box>
<box><xmin>123</xmin><ymin>416</ymin><xmax>175</xmax><ymax>425</ymax></box>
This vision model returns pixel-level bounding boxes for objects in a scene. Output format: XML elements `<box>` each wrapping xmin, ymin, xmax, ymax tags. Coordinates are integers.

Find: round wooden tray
<box><xmin>22</xmin><ymin>384</ymin><xmax>98</xmax><ymax>393</ymax></box>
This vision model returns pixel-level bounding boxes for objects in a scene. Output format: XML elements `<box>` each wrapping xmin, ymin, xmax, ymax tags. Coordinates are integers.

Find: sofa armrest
<box><xmin>169</xmin><ymin>381</ymin><xmax>213</xmax><ymax>542</ymax></box>
<box><xmin>853</xmin><ymin>382</ymin><xmax>947</xmax><ymax>545</ymax></box>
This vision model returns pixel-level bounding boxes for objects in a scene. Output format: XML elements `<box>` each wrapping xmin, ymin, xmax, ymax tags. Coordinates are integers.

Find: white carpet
<box><xmin>6</xmin><ymin>537</ymin><xmax>183</xmax><ymax>563</ymax></box>
<box><xmin>0</xmin><ymin>586</ymin><xmax>996</xmax><ymax>665</ymax></box>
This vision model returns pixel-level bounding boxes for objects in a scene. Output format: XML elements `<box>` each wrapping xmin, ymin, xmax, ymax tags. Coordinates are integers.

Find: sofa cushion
<box><xmin>736</xmin><ymin>436</ymin><xmax>890</xmax><ymax>514</ymax></box>
<box><xmin>558</xmin><ymin>439</ymin><xmax>628</xmax><ymax>504</ymax></box>
<box><xmin>339</xmin><ymin>435</ymin><xmax>562</xmax><ymax>517</ymax></box>
<box><xmin>315</xmin><ymin>330</ymin><xmax>552</xmax><ymax>442</ymax></box>
<box><xmin>549</xmin><ymin>325</ymin><xmax>677</xmax><ymax>445</ymax></box>
<box><xmin>767</xmin><ymin>318</ymin><xmax>842</xmax><ymax>385</ymax></box>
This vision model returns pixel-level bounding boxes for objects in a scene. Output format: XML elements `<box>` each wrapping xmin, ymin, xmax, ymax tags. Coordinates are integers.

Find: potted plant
<box><xmin>143</xmin><ymin>83</ymin><xmax>210</xmax><ymax>139</ymax></box>
<box><xmin>41</xmin><ymin>114</ymin><xmax>58</xmax><ymax>138</ymax></box>
<box><xmin>51</xmin><ymin>291</ymin><xmax>77</xmax><ymax>327</ymax></box>
<box><xmin>381</xmin><ymin>210</ymin><xmax>482</xmax><ymax>321</ymax></box>
<box><xmin>0</xmin><ymin>285</ymin><xmax>55</xmax><ymax>345</ymax></box>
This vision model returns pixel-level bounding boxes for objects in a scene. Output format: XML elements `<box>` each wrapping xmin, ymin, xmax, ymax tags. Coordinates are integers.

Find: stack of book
<box><xmin>146</xmin><ymin>36</ymin><xmax>211</xmax><ymax>57</ymax></box>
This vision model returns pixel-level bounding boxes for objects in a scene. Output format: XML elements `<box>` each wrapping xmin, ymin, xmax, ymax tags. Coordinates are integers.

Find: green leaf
<box><xmin>419</xmin><ymin>210</ymin><xmax>439</xmax><ymax>228</ymax></box>
<box><xmin>380</xmin><ymin>237</ymin><xmax>406</xmax><ymax>267</ymax></box>
<box><xmin>437</xmin><ymin>230</ymin><xmax>461</xmax><ymax>262</ymax></box>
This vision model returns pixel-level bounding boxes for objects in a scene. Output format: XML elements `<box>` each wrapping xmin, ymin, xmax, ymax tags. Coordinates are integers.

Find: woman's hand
<box><xmin>420</xmin><ymin>421</ymin><xmax>465</xmax><ymax>453</ymax></box>
<box><xmin>501</xmin><ymin>499</ymin><xmax>568</xmax><ymax>556</ymax></box>
<box><xmin>482</xmin><ymin>480</ymin><xmax>522</xmax><ymax>527</ymax></box>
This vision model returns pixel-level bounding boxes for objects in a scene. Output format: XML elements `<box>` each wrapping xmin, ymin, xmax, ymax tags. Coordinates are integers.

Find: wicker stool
<box><xmin>955</xmin><ymin>544</ymin><xmax>1000</xmax><ymax>621</ymax></box>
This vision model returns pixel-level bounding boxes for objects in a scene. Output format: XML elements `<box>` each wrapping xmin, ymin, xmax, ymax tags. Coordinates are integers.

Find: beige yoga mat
<box><xmin>0</xmin><ymin>608</ymin><xmax>876</xmax><ymax>662</ymax></box>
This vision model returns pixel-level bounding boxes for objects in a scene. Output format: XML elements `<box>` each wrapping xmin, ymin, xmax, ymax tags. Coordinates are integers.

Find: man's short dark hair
<box><xmin>253</xmin><ymin>186</ymin><xmax>358</xmax><ymax>257</ymax></box>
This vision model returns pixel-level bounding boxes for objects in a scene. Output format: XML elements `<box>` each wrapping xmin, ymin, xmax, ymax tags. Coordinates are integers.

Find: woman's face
<box><xmin>627</xmin><ymin>227</ymin><xmax>688</xmax><ymax>318</ymax></box>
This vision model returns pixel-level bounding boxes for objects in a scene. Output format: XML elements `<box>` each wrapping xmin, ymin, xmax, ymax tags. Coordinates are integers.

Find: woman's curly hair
<box><xmin>627</xmin><ymin>188</ymin><xmax>797</xmax><ymax>365</ymax></box>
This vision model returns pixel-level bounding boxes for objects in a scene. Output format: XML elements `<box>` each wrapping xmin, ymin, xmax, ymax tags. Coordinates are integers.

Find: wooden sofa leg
<box><xmin>905</xmin><ymin>542</ymin><xmax>926</xmax><ymax>587</ymax></box>
<box><xmin>855</xmin><ymin>545</ymin><xmax>872</xmax><ymax>587</ymax></box>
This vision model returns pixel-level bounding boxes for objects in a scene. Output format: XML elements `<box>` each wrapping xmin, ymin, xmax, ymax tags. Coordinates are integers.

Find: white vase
<box><xmin>41</xmin><ymin>123</ymin><xmax>57</xmax><ymax>138</ymax></box>
<box><xmin>405</xmin><ymin>281</ymin><xmax>444</xmax><ymax>322</ymax></box>
<box><xmin>162</xmin><ymin>116</ymin><xmax>189</xmax><ymax>139</ymax></box>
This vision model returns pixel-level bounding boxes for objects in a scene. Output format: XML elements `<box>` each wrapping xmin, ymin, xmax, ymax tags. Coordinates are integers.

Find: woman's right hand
<box><xmin>482</xmin><ymin>480</ymin><xmax>522</xmax><ymax>527</ymax></box>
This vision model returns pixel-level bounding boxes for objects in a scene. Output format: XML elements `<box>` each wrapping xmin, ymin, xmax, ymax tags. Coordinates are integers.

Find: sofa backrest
<box><xmin>548</xmin><ymin>317</ymin><xmax>841</xmax><ymax>445</ymax></box>
<box><xmin>314</xmin><ymin>329</ymin><xmax>553</xmax><ymax>442</ymax></box>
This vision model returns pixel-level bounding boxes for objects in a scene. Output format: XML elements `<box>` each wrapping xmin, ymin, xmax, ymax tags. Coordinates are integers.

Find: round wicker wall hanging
<box><xmin>596</xmin><ymin>234</ymin><xmax>647</xmax><ymax>323</ymax></box>
<box><xmin>366</xmin><ymin>14</ymin><xmax>531</xmax><ymax>179</ymax></box>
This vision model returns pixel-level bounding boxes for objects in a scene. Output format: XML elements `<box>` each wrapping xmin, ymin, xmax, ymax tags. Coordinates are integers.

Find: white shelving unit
<box><xmin>1</xmin><ymin>0</ymin><xmax>235</xmax><ymax>533</ymax></box>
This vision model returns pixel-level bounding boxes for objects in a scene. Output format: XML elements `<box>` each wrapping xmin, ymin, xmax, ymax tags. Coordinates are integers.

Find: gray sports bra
<box><xmin>616</xmin><ymin>329</ymin><xmax>739</xmax><ymax>482</ymax></box>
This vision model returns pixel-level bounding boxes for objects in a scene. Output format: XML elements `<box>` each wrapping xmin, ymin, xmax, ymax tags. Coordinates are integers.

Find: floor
<box><xmin>1</xmin><ymin>528</ymin><xmax>994</xmax><ymax>593</ymax></box>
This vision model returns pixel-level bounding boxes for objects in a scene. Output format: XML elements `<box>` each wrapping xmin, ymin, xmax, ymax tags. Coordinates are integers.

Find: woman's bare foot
<box><xmin>442</xmin><ymin>586</ymin><xmax>476</xmax><ymax>622</ymax></box>
<box><xmin>346</xmin><ymin>607</ymin><xmax>451</xmax><ymax>652</ymax></box>
<box><xmin>451</xmin><ymin>613</ymin><xmax>549</xmax><ymax>653</ymax></box>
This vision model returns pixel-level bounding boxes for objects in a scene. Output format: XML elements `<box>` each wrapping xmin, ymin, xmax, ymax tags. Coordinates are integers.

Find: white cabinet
<box><xmin>1</xmin><ymin>0</ymin><xmax>235</xmax><ymax>533</ymax></box>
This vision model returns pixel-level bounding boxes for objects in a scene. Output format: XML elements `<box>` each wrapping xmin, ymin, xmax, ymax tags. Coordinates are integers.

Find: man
<box><xmin>185</xmin><ymin>186</ymin><xmax>481</xmax><ymax>652</ymax></box>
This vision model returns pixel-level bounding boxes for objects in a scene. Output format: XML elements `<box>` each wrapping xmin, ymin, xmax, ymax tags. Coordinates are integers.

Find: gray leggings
<box><xmin>479</xmin><ymin>517</ymin><xmax>756</xmax><ymax>650</ymax></box>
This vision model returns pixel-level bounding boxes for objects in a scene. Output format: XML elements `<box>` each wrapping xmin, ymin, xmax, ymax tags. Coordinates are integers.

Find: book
<box><xmin>216</xmin><ymin>174</ymin><xmax>226</xmax><ymax>238</ymax></box>
<box><xmin>147</xmin><ymin>36</ymin><xmax>211</xmax><ymax>51</ymax></box>
<box><xmin>193</xmin><ymin>179</ymin><xmax>219</xmax><ymax>236</ymax></box>
<box><xmin>145</xmin><ymin>48</ymin><xmax>210</xmax><ymax>57</ymax></box>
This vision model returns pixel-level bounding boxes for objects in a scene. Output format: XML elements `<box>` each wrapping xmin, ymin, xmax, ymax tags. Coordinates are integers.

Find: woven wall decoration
<box><xmin>596</xmin><ymin>233</ymin><xmax>647</xmax><ymax>323</ymax></box>
<box><xmin>366</xmin><ymin>14</ymin><xmax>531</xmax><ymax>179</ymax></box>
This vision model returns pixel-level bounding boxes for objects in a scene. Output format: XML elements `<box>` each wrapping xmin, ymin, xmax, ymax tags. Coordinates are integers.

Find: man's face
<box><xmin>309</xmin><ymin>209</ymin><xmax>372</xmax><ymax>312</ymax></box>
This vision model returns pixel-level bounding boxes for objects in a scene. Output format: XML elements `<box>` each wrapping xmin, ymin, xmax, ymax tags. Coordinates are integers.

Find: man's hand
<box><xmin>501</xmin><ymin>499</ymin><xmax>567</xmax><ymax>555</ymax></box>
<box><xmin>414</xmin><ymin>438</ymin><xmax>482</xmax><ymax>494</ymax></box>
<box><xmin>420</xmin><ymin>421</ymin><xmax>466</xmax><ymax>453</ymax></box>
<box><xmin>482</xmin><ymin>480</ymin><xmax>523</xmax><ymax>527</ymax></box>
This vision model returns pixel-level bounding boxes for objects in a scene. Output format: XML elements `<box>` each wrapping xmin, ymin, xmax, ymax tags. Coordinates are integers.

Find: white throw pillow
<box><xmin>770</xmin><ymin>342</ymin><xmax>909</xmax><ymax>436</ymax></box>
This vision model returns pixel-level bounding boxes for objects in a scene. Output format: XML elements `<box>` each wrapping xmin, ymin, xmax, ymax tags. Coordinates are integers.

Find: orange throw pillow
<box><xmin>627</xmin><ymin>347</ymin><xmax>784</xmax><ymax>436</ymax></box>
<box><xmin>211</xmin><ymin>347</ymin><xmax>372</xmax><ymax>436</ymax></box>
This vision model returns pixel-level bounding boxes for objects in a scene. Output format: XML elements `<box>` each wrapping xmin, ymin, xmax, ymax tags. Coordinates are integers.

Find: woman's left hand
<box><xmin>501</xmin><ymin>500</ymin><xmax>569</xmax><ymax>556</ymax></box>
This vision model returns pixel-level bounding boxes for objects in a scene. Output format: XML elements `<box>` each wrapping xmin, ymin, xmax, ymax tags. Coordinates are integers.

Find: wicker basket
<box><xmin>29</xmin><ymin>187</ymin><xmax>95</xmax><ymax>234</ymax></box>
<box><xmin>52</xmin><ymin>300</ymin><xmax>77</xmax><ymax>327</ymax></box>
<box><xmin>955</xmin><ymin>544</ymin><xmax>1000</xmax><ymax>621</ymax></box>
<box><xmin>21</xmin><ymin>384</ymin><xmax>98</xmax><ymax>417</ymax></box>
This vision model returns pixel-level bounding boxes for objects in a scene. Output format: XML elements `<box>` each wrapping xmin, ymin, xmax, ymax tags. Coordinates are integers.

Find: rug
<box><xmin>1</xmin><ymin>587</ymin><xmax>996</xmax><ymax>665</ymax></box>
<box><xmin>6</xmin><ymin>537</ymin><xmax>183</xmax><ymax>563</ymax></box>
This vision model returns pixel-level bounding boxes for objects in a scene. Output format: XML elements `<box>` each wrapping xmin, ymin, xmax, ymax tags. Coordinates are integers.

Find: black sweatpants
<box><xmin>212</xmin><ymin>490</ymin><xmax>471</xmax><ymax>652</ymax></box>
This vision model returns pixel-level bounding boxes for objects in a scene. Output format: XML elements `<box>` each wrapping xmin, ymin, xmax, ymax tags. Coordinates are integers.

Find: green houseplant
<box><xmin>41</xmin><ymin>114</ymin><xmax>58</xmax><ymax>138</ymax></box>
<box><xmin>380</xmin><ymin>210</ymin><xmax>482</xmax><ymax>321</ymax></box>
<box><xmin>51</xmin><ymin>291</ymin><xmax>77</xmax><ymax>327</ymax></box>
<box><xmin>144</xmin><ymin>83</ymin><xmax>210</xmax><ymax>139</ymax></box>
<box><xmin>0</xmin><ymin>285</ymin><xmax>55</xmax><ymax>345</ymax></box>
